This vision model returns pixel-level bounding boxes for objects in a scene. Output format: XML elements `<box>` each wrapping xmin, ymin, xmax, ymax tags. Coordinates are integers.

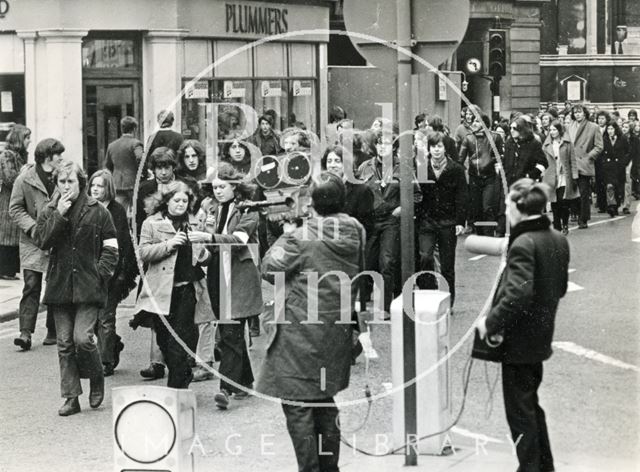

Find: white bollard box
<box><xmin>391</xmin><ymin>290</ymin><xmax>452</xmax><ymax>455</ymax></box>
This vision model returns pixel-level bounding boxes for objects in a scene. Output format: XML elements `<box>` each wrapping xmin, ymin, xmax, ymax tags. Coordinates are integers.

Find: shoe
<box><xmin>578</xmin><ymin>222</ymin><xmax>588</xmax><ymax>229</ymax></box>
<box><xmin>623</xmin><ymin>208</ymin><xmax>631</xmax><ymax>214</ymax></box>
<box><xmin>58</xmin><ymin>397</ymin><xmax>81</xmax><ymax>416</ymax></box>
<box><xmin>562</xmin><ymin>226</ymin><xmax>569</xmax><ymax>236</ymax></box>
<box><xmin>113</xmin><ymin>339</ymin><xmax>124</xmax><ymax>369</ymax></box>
<box><xmin>233</xmin><ymin>390</ymin><xmax>251</xmax><ymax>400</ymax></box>
<box><xmin>43</xmin><ymin>331</ymin><xmax>57</xmax><ymax>345</ymax></box>
<box><xmin>89</xmin><ymin>375</ymin><xmax>105</xmax><ymax>409</ymax></box>
<box><xmin>140</xmin><ymin>363</ymin><xmax>165</xmax><ymax>380</ymax></box>
<box><xmin>192</xmin><ymin>365</ymin><xmax>215</xmax><ymax>382</ymax></box>
<box><xmin>14</xmin><ymin>331</ymin><xmax>32</xmax><ymax>351</ymax></box>
<box><xmin>103</xmin><ymin>363</ymin><xmax>114</xmax><ymax>377</ymax></box>
<box><xmin>214</xmin><ymin>390</ymin><xmax>230</xmax><ymax>410</ymax></box>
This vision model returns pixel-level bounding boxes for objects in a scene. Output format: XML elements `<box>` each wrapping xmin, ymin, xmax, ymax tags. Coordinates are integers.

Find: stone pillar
<box><xmin>143</xmin><ymin>30</ymin><xmax>186</xmax><ymax>143</ymax></box>
<box><xmin>38</xmin><ymin>30</ymin><xmax>87</xmax><ymax>166</ymax></box>
<box><xmin>587</xmin><ymin>1</ymin><xmax>598</xmax><ymax>55</ymax></box>
<box><xmin>16</xmin><ymin>31</ymin><xmax>38</xmax><ymax>156</ymax></box>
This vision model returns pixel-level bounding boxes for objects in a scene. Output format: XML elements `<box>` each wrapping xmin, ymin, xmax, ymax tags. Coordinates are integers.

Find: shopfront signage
<box><xmin>225</xmin><ymin>3</ymin><xmax>288</xmax><ymax>35</ymax></box>
<box><xmin>260</xmin><ymin>81</ymin><xmax>282</xmax><ymax>98</ymax></box>
<box><xmin>186</xmin><ymin>81</ymin><xmax>209</xmax><ymax>100</ymax></box>
<box><xmin>292</xmin><ymin>80</ymin><xmax>312</xmax><ymax>97</ymax></box>
<box><xmin>0</xmin><ymin>0</ymin><xmax>9</xmax><ymax>19</ymax></box>
<box><xmin>224</xmin><ymin>81</ymin><xmax>246</xmax><ymax>98</ymax></box>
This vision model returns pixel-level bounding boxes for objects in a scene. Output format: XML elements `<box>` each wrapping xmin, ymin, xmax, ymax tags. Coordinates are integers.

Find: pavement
<box><xmin>0</xmin><ymin>276</ymin><xmax>29</xmax><ymax>323</ymax></box>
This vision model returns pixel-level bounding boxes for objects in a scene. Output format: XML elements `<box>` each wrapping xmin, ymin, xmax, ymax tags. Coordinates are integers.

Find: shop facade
<box><xmin>0</xmin><ymin>0</ymin><xmax>330</xmax><ymax>173</ymax></box>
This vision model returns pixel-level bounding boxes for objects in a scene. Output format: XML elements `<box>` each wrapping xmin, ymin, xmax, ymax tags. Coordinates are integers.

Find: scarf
<box><xmin>216</xmin><ymin>200</ymin><xmax>233</xmax><ymax>234</ymax></box>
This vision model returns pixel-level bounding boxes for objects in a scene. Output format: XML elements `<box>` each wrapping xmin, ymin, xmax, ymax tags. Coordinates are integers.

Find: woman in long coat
<box><xmin>134</xmin><ymin>181</ymin><xmax>212</xmax><ymax>389</ymax></box>
<box><xmin>601</xmin><ymin>122</ymin><xmax>630</xmax><ymax>216</ymax></box>
<box><xmin>256</xmin><ymin>173</ymin><xmax>364</xmax><ymax>472</ymax></box>
<box><xmin>0</xmin><ymin>124</ymin><xmax>31</xmax><ymax>279</ymax></box>
<box><xmin>542</xmin><ymin>120</ymin><xmax>580</xmax><ymax>234</ymax></box>
<box><xmin>199</xmin><ymin>162</ymin><xmax>263</xmax><ymax>409</ymax></box>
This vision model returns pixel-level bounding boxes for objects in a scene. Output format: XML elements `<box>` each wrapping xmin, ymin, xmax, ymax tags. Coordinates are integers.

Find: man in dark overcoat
<box><xmin>478</xmin><ymin>178</ymin><xmax>569</xmax><ymax>472</ymax></box>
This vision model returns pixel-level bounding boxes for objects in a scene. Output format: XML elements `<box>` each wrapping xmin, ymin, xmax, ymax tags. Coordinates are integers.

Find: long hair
<box><xmin>207</xmin><ymin>161</ymin><xmax>255</xmax><ymax>202</ymax></box>
<box><xmin>6</xmin><ymin>124</ymin><xmax>31</xmax><ymax>160</ymax></box>
<box><xmin>87</xmin><ymin>169</ymin><xmax>116</xmax><ymax>202</ymax></box>
<box><xmin>605</xmin><ymin>121</ymin><xmax>623</xmax><ymax>141</ymax></box>
<box><xmin>144</xmin><ymin>180</ymin><xmax>195</xmax><ymax>217</ymax></box>
<box><xmin>176</xmin><ymin>139</ymin><xmax>207</xmax><ymax>179</ymax></box>
<box><xmin>510</xmin><ymin>117</ymin><xmax>535</xmax><ymax>141</ymax></box>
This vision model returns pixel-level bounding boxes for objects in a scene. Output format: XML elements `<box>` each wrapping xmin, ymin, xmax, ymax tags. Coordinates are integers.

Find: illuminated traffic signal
<box><xmin>488</xmin><ymin>29</ymin><xmax>507</xmax><ymax>78</ymax></box>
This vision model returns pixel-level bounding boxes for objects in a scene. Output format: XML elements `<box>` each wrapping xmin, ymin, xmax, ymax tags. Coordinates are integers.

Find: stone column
<box><xmin>143</xmin><ymin>30</ymin><xmax>187</xmax><ymax>143</ymax></box>
<box><xmin>38</xmin><ymin>29</ymin><xmax>88</xmax><ymax>166</ymax></box>
<box><xmin>16</xmin><ymin>31</ymin><xmax>38</xmax><ymax>155</ymax></box>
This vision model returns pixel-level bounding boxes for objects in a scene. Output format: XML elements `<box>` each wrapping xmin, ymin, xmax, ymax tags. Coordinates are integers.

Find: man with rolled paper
<box><xmin>477</xmin><ymin>178</ymin><xmax>569</xmax><ymax>472</ymax></box>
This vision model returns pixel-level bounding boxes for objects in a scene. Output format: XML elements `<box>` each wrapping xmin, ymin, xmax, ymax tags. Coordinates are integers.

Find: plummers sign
<box><xmin>225</xmin><ymin>3</ymin><xmax>288</xmax><ymax>35</ymax></box>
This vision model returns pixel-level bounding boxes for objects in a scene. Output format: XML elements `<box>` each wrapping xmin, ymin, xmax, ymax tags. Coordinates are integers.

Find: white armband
<box><xmin>232</xmin><ymin>231</ymin><xmax>249</xmax><ymax>244</ymax></box>
<box><xmin>103</xmin><ymin>238</ymin><xmax>119</xmax><ymax>249</ymax></box>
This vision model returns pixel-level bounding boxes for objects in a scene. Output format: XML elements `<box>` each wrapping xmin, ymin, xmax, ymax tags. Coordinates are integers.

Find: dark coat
<box><xmin>344</xmin><ymin>182</ymin><xmax>374</xmax><ymax>237</ymax></box>
<box><xmin>257</xmin><ymin>213</ymin><xmax>364</xmax><ymax>400</ymax></box>
<box><xmin>541</xmin><ymin>135</ymin><xmax>580</xmax><ymax>202</ymax></box>
<box><xmin>0</xmin><ymin>149</ymin><xmax>26</xmax><ymax>246</ymax></box>
<box><xmin>601</xmin><ymin>134</ymin><xmax>630</xmax><ymax>185</ymax></box>
<box><xmin>135</xmin><ymin>179</ymin><xmax>159</xmax><ymax>238</ymax></box>
<box><xmin>485</xmin><ymin>216</ymin><xmax>569</xmax><ymax>364</ymax></box>
<box><xmin>106</xmin><ymin>199</ymin><xmax>138</xmax><ymax>302</ymax></box>
<box><xmin>247</xmin><ymin>130</ymin><xmax>282</xmax><ymax>157</ymax></box>
<box><xmin>146</xmin><ymin>129</ymin><xmax>184</xmax><ymax>156</ymax></box>
<box><xmin>199</xmin><ymin>198</ymin><xmax>263</xmax><ymax>320</ymax></box>
<box><xmin>9</xmin><ymin>164</ymin><xmax>54</xmax><ymax>272</ymax></box>
<box><xmin>502</xmin><ymin>136</ymin><xmax>548</xmax><ymax>186</ymax></box>
<box><xmin>416</xmin><ymin>158</ymin><xmax>468</xmax><ymax>226</ymax></box>
<box><xmin>35</xmin><ymin>192</ymin><xmax>119</xmax><ymax>307</ymax></box>
<box><xmin>459</xmin><ymin>132</ymin><xmax>503</xmax><ymax>177</ymax></box>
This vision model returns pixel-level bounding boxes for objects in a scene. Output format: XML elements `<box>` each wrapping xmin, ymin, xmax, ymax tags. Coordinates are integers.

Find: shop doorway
<box><xmin>83</xmin><ymin>80</ymin><xmax>140</xmax><ymax>177</ymax></box>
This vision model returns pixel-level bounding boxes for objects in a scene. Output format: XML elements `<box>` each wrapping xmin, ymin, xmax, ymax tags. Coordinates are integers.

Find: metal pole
<box><xmin>397</xmin><ymin>0</ymin><xmax>417</xmax><ymax>466</ymax></box>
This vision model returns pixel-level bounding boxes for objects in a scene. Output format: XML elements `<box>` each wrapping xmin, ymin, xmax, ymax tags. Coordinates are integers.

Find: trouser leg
<box><xmin>314</xmin><ymin>400</ymin><xmax>341</xmax><ymax>472</ymax></box>
<box><xmin>196</xmin><ymin>321</ymin><xmax>216</xmax><ymax>364</ymax></box>
<box><xmin>219</xmin><ymin>318</ymin><xmax>254</xmax><ymax>393</ymax></box>
<box><xmin>19</xmin><ymin>269</ymin><xmax>42</xmax><ymax>333</ymax></box>
<box><xmin>377</xmin><ymin>222</ymin><xmax>400</xmax><ymax>313</ymax></box>
<box><xmin>577</xmin><ymin>175</ymin><xmax>592</xmax><ymax>224</ymax></box>
<box><xmin>282</xmin><ymin>402</ymin><xmax>321</xmax><ymax>472</ymax></box>
<box><xmin>437</xmin><ymin>226</ymin><xmax>458</xmax><ymax>306</ymax></box>
<box><xmin>595</xmin><ymin>163</ymin><xmax>606</xmax><ymax>211</ymax></box>
<box><xmin>97</xmin><ymin>292</ymin><xmax>118</xmax><ymax>365</ymax></box>
<box><xmin>155</xmin><ymin>284</ymin><xmax>197</xmax><ymax>389</ymax></box>
<box><xmin>52</xmin><ymin>304</ymin><xmax>82</xmax><ymax>398</ymax></box>
<box><xmin>150</xmin><ymin>328</ymin><xmax>165</xmax><ymax>366</ymax></box>
<box><xmin>72</xmin><ymin>304</ymin><xmax>102</xmax><ymax>380</ymax></box>
<box><xmin>624</xmin><ymin>166</ymin><xmax>631</xmax><ymax>209</ymax></box>
<box><xmin>502</xmin><ymin>363</ymin><xmax>554</xmax><ymax>472</ymax></box>
<box><xmin>416</xmin><ymin>222</ymin><xmax>437</xmax><ymax>291</ymax></box>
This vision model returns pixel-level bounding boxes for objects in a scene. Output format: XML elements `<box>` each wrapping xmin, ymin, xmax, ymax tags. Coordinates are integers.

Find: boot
<box><xmin>113</xmin><ymin>337</ymin><xmax>125</xmax><ymax>369</ymax></box>
<box><xmin>89</xmin><ymin>375</ymin><xmax>105</xmax><ymax>409</ymax></box>
<box><xmin>14</xmin><ymin>331</ymin><xmax>32</xmax><ymax>351</ymax></box>
<box><xmin>140</xmin><ymin>363</ymin><xmax>165</xmax><ymax>380</ymax></box>
<box><xmin>58</xmin><ymin>397</ymin><xmax>81</xmax><ymax>416</ymax></box>
<box><xmin>42</xmin><ymin>330</ymin><xmax>57</xmax><ymax>346</ymax></box>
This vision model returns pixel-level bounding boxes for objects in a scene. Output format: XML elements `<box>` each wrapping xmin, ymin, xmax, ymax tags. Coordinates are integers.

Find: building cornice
<box><xmin>541</xmin><ymin>54</ymin><xmax>640</xmax><ymax>67</ymax></box>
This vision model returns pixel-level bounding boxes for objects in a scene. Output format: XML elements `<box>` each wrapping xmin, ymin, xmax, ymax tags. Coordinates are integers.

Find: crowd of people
<box><xmin>0</xmin><ymin>100</ymin><xmax>636</xmax><ymax>471</ymax></box>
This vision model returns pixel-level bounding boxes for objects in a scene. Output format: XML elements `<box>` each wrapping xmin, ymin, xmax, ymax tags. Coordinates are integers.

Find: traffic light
<box><xmin>488</xmin><ymin>29</ymin><xmax>507</xmax><ymax>78</ymax></box>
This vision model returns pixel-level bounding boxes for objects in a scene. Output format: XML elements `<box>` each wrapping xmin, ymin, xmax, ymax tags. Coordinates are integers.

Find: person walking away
<box><xmin>257</xmin><ymin>173</ymin><xmax>364</xmax><ymax>472</ymax></box>
<box><xmin>198</xmin><ymin>163</ymin><xmax>263</xmax><ymax>408</ymax></box>
<box><xmin>134</xmin><ymin>181</ymin><xmax>212</xmax><ymax>389</ymax></box>
<box><xmin>477</xmin><ymin>178</ymin><xmax>569</xmax><ymax>472</ymax></box>
<box><xmin>145</xmin><ymin>110</ymin><xmax>184</xmax><ymax>159</ymax></box>
<box><xmin>10</xmin><ymin>137</ymin><xmax>63</xmax><ymax>349</ymax></box>
<box><xmin>88</xmin><ymin>170</ymin><xmax>138</xmax><ymax>376</ymax></box>
<box><xmin>601</xmin><ymin>122</ymin><xmax>630</xmax><ymax>216</ymax></box>
<box><xmin>0</xmin><ymin>125</ymin><xmax>31</xmax><ymax>280</ymax></box>
<box><xmin>567</xmin><ymin>104</ymin><xmax>604</xmax><ymax>229</ymax></box>
<box><xmin>542</xmin><ymin>120</ymin><xmax>579</xmax><ymax>234</ymax></box>
<box><xmin>34</xmin><ymin>158</ymin><xmax>119</xmax><ymax>416</ymax></box>
<box><xmin>594</xmin><ymin>111</ymin><xmax>611</xmax><ymax>213</ymax></box>
<box><xmin>105</xmin><ymin>116</ymin><xmax>143</xmax><ymax>214</ymax></box>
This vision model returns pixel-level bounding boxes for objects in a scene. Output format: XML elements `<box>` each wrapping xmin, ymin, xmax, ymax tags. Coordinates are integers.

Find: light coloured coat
<box><xmin>134</xmin><ymin>212</ymin><xmax>212</xmax><ymax>320</ymax></box>
<box><xmin>542</xmin><ymin>135</ymin><xmax>580</xmax><ymax>202</ymax></box>
<box><xmin>9</xmin><ymin>164</ymin><xmax>53</xmax><ymax>272</ymax></box>
<box><xmin>568</xmin><ymin>119</ymin><xmax>604</xmax><ymax>176</ymax></box>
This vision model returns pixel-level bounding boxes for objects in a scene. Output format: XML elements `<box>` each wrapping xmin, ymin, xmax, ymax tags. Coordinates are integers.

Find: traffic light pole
<box><xmin>491</xmin><ymin>76</ymin><xmax>501</xmax><ymax>123</ymax></box>
<box><xmin>397</xmin><ymin>0</ymin><xmax>418</xmax><ymax>466</ymax></box>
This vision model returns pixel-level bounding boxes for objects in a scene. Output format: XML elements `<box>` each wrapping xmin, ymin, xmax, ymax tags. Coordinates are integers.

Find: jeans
<box><xmin>196</xmin><ymin>321</ymin><xmax>216</xmax><ymax>364</ymax></box>
<box><xmin>19</xmin><ymin>269</ymin><xmax>55</xmax><ymax>335</ymax></box>
<box><xmin>502</xmin><ymin>363</ymin><xmax>555</xmax><ymax>472</ymax></box>
<box><xmin>550</xmin><ymin>187</ymin><xmax>571</xmax><ymax>230</ymax></box>
<box><xmin>154</xmin><ymin>284</ymin><xmax>199</xmax><ymax>389</ymax></box>
<box><xmin>416</xmin><ymin>219</ymin><xmax>458</xmax><ymax>306</ymax></box>
<box><xmin>576</xmin><ymin>175</ymin><xmax>592</xmax><ymax>224</ymax></box>
<box><xmin>282</xmin><ymin>398</ymin><xmax>341</xmax><ymax>472</ymax></box>
<box><xmin>468</xmin><ymin>174</ymin><xmax>498</xmax><ymax>235</ymax></box>
<box><xmin>365</xmin><ymin>219</ymin><xmax>400</xmax><ymax>313</ymax></box>
<box><xmin>96</xmin><ymin>285</ymin><xmax>121</xmax><ymax>366</ymax></box>
<box><xmin>52</xmin><ymin>303</ymin><xmax>102</xmax><ymax>398</ymax></box>
<box><xmin>594</xmin><ymin>161</ymin><xmax>606</xmax><ymax>212</ymax></box>
<box><xmin>218</xmin><ymin>318</ymin><xmax>254</xmax><ymax>393</ymax></box>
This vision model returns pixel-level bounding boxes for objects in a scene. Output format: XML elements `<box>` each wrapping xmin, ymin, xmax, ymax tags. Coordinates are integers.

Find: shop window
<box><xmin>288</xmin><ymin>43</ymin><xmax>316</xmax><ymax>77</ymax></box>
<box><xmin>183</xmin><ymin>40</ymin><xmax>213</xmax><ymax>78</ymax></box>
<box><xmin>0</xmin><ymin>75</ymin><xmax>26</xmax><ymax>127</ymax></box>
<box><xmin>211</xmin><ymin>80</ymin><xmax>256</xmax><ymax>140</ymax></box>
<box><xmin>213</xmin><ymin>41</ymin><xmax>252</xmax><ymax>77</ymax></box>
<box><xmin>82</xmin><ymin>38</ymin><xmax>138</xmax><ymax>69</ymax></box>
<box><xmin>290</xmin><ymin>80</ymin><xmax>316</xmax><ymax>131</ymax></box>
<box><xmin>254</xmin><ymin>80</ymin><xmax>288</xmax><ymax>130</ymax></box>
<box><xmin>181</xmin><ymin>81</ymin><xmax>210</xmax><ymax>143</ymax></box>
<box><xmin>254</xmin><ymin>43</ymin><xmax>287</xmax><ymax>77</ymax></box>
<box><xmin>558</xmin><ymin>0</ymin><xmax>587</xmax><ymax>54</ymax></box>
